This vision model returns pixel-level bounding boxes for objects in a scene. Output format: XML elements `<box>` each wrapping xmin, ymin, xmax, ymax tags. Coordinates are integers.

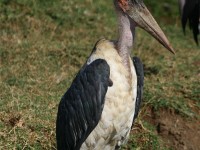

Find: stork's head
<box><xmin>114</xmin><ymin>0</ymin><xmax>175</xmax><ymax>54</ymax></box>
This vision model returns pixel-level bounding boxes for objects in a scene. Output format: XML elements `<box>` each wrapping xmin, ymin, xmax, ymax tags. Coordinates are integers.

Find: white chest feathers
<box><xmin>81</xmin><ymin>39</ymin><xmax>137</xmax><ymax>150</ymax></box>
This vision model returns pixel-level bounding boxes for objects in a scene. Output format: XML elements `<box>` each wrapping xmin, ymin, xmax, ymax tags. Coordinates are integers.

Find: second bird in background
<box><xmin>178</xmin><ymin>0</ymin><xmax>200</xmax><ymax>44</ymax></box>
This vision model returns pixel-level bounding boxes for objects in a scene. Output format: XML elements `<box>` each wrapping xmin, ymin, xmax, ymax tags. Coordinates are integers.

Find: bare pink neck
<box><xmin>116</xmin><ymin>11</ymin><xmax>136</xmax><ymax>69</ymax></box>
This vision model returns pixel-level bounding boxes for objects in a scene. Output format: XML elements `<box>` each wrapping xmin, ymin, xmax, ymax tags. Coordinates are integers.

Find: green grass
<box><xmin>0</xmin><ymin>0</ymin><xmax>199</xmax><ymax>149</ymax></box>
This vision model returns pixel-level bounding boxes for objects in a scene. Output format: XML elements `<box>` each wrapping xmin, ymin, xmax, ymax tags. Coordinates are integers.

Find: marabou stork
<box><xmin>56</xmin><ymin>0</ymin><xmax>174</xmax><ymax>149</ymax></box>
<box><xmin>178</xmin><ymin>0</ymin><xmax>200</xmax><ymax>44</ymax></box>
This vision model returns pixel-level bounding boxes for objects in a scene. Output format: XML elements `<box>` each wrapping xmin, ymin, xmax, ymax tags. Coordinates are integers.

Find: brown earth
<box><xmin>144</xmin><ymin>108</ymin><xmax>200</xmax><ymax>150</ymax></box>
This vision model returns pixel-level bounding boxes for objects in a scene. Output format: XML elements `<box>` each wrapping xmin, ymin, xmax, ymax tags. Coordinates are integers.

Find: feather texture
<box><xmin>80</xmin><ymin>39</ymin><xmax>137</xmax><ymax>150</ymax></box>
<box><xmin>56</xmin><ymin>59</ymin><xmax>110</xmax><ymax>150</ymax></box>
<box><xmin>132</xmin><ymin>57</ymin><xmax>144</xmax><ymax>121</ymax></box>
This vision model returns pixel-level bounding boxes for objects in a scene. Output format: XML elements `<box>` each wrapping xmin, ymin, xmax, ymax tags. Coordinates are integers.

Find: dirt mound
<box><xmin>145</xmin><ymin>108</ymin><xmax>200</xmax><ymax>150</ymax></box>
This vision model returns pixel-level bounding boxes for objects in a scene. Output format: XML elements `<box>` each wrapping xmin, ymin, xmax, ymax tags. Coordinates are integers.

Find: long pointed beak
<box><xmin>126</xmin><ymin>3</ymin><xmax>175</xmax><ymax>54</ymax></box>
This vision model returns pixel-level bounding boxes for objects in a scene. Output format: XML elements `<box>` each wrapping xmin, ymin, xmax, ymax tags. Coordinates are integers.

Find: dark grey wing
<box><xmin>182</xmin><ymin>0</ymin><xmax>199</xmax><ymax>44</ymax></box>
<box><xmin>132</xmin><ymin>57</ymin><xmax>144</xmax><ymax>121</ymax></box>
<box><xmin>56</xmin><ymin>59</ymin><xmax>110</xmax><ymax>150</ymax></box>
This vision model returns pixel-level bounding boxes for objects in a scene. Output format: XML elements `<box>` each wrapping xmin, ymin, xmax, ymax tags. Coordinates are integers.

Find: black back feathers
<box><xmin>56</xmin><ymin>59</ymin><xmax>110</xmax><ymax>150</ymax></box>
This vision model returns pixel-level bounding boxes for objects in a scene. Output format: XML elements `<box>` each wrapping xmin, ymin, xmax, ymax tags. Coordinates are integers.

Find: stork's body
<box><xmin>81</xmin><ymin>39</ymin><xmax>137</xmax><ymax>149</ymax></box>
<box><xmin>56</xmin><ymin>0</ymin><xmax>174</xmax><ymax>149</ymax></box>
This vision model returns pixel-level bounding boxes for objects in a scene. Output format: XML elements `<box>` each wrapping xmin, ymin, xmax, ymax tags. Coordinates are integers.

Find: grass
<box><xmin>0</xmin><ymin>0</ymin><xmax>199</xmax><ymax>149</ymax></box>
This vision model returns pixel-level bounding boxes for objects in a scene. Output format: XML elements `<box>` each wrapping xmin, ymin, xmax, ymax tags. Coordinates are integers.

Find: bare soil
<box><xmin>144</xmin><ymin>107</ymin><xmax>200</xmax><ymax>150</ymax></box>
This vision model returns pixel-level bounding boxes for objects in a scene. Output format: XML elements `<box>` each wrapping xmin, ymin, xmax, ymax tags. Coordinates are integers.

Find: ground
<box><xmin>140</xmin><ymin>107</ymin><xmax>200</xmax><ymax>150</ymax></box>
<box><xmin>0</xmin><ymin>0</ymin><xmax>199</xmax><ymax>149</ymax></box>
